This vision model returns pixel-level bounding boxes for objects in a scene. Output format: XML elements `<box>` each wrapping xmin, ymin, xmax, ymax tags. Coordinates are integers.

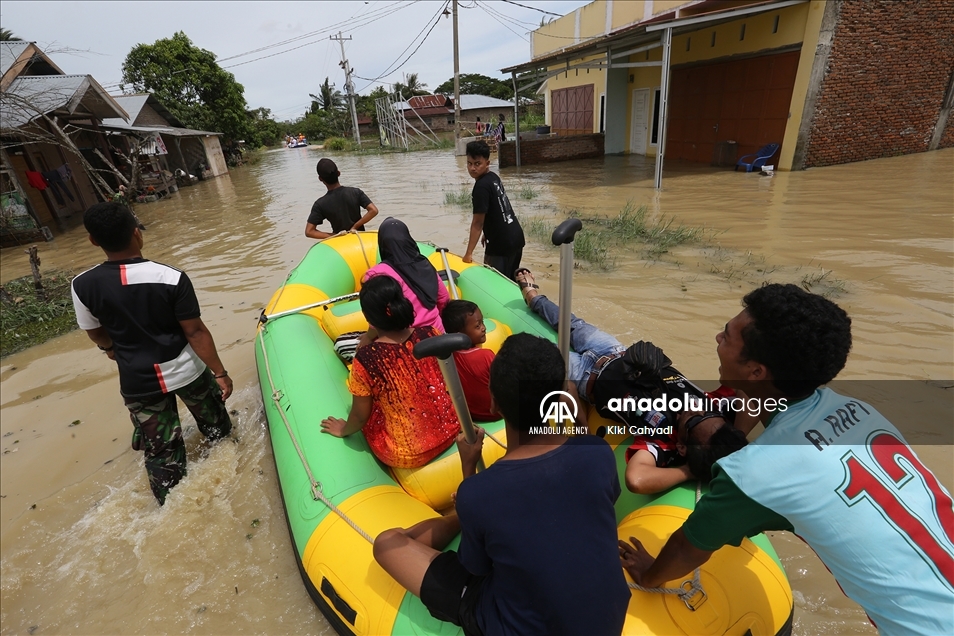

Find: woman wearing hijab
<box><xmin>363</xmin><ymin>217</ymin><xmax>449</xmax><ymax>333</ymax></box>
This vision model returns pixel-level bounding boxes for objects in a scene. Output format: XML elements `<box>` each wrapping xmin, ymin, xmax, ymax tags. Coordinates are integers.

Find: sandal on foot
<box><xmin>514</xmin><ymin>268</ymin><xmax>539</xmax><ymax>290</ymax></box>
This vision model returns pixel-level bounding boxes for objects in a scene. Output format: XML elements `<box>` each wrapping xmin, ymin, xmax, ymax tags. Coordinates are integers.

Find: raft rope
<box><xmin>257</xmin><ymin>326</ymin><xmax>375</xmax><ymax>545</ymax></box>
<box><xmin>261</xmin><ymin>239</ymin><xmax>705</xmax><ymax>603</ymax></box>
<box><xmin>626</xmin><ymin>482</ymin><xmax>707</xmax><ymax>610</ymax></box>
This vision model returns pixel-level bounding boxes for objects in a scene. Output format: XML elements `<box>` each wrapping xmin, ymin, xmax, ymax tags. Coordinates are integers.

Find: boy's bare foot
<box><xmin>515</xmin><ymin>268</ymin><xmax>540</xmax><ymax>305</ymax></box>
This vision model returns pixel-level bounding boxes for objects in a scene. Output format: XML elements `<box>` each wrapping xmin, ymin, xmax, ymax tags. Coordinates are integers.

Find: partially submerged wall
<box><xmin>499</xmin><ymin>133</ymin><xmax>604</xmax><ymax>168</ymax></box>
<box><xmin>800</xmin><ymin>0</ymin><xmax>954</xmax><ymax>167</ymax></box>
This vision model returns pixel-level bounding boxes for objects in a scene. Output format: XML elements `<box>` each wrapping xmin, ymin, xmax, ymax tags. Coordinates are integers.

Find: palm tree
<box><xmin>404</xmin><ymin>73</ymin><xmax>428</xmax><ymax>95</ymax></box>
<box><xmin>309</xmin><ymin>77</ymin><xmax>344</xmax><ymax>113</ymax></box>
<box><xmin>0</xmin><ymin>28</ymin><xmax>22</xmax><ymax>41</ymax></box>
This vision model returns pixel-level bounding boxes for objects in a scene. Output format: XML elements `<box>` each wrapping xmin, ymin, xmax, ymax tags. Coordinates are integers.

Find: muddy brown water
<box><xmin>1</xmin><ymin>146</ymin><xmax>951</xmax><ymax>635</ymax></box>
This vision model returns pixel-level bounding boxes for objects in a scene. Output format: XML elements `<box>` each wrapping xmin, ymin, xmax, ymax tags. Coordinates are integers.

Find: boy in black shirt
<box><xmin>305</xmin><ymin>158</ymin><xmax>379</xmax><ymax>240</ymax></box>
<box><xmin>462</xmin><ymin>141</ymin><xmax>525</xmax><ymax>280</ymax></box>
<box><xmin>373</xmin><ymin>334</ymin><xmax>629</xmax><ymax>635</ymax></box>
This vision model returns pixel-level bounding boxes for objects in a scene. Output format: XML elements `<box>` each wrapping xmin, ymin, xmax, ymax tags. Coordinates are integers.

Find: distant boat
<box><xmin>288</xmin><ymin>139</ymin><xmax>308</xmax><ymax>148</ymax></box>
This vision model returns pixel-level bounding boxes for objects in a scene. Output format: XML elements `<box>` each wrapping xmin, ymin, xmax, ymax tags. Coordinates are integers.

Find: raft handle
<box><xmin>681</xmin><ymin>580</ymin><xmax>707</xmax><ymax>611</ymax></box>
<box><xmin>320</xmin><ymin>577</ymin><xmax>357</xmax><ymax>626</ymax></box>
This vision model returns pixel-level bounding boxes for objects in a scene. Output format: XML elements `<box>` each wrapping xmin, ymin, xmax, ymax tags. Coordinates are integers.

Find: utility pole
<box><xmin>452</xmin><ymin>0</ymin><xmax>461</xmax><ymax>141</ymax></box>
<box><xmin>331</xmin><ymin>32</ymin><xmax>361</xmax><ymax>146</ymax></box>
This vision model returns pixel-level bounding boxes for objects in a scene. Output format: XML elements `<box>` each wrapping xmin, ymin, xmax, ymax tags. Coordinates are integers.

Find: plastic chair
<box><xmin>736</xmin><ymin>143</ymin><xmax>780</xmax><ymax>172</ymax></box>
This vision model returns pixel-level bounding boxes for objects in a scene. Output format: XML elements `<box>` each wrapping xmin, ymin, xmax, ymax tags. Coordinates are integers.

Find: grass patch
<box><xmin>323</xmin><ymin>137</ymin><xmax>352</xmax><ymax>151</ymax></box>
<box><xmin>443</xmin><ymin>188</ymin><xmax>471</xmax><ymax>206</ymax></box>
<box><xmin>799</xmin><ymin>267</ymin><xmax>848</xmax><ymax>298</ymax></box>
<box><xmin>516</xmin><ymin>184</ymin><xmax>541</xmax><ymax>200</ymax></box>
<box><xmin>1</xmin><ymin>270</ymin><xmax>77</xmax><ymax>357</ymax></box>
<box><xmin>524</xmin><ymin>201</ymin><xmax>705</xmax><ymax>270</ymax></box>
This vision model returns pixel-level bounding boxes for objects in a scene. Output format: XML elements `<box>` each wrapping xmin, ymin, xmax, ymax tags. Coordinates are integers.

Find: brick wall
<box><xmin>803</xmin><ymin>0</ymin><xmax>954</xmax><ymax>167</ymax></box>
<box><xmin>499</xmin><ymin>133</ymin><xmax>604</xmax><ymax>168</ymax></box>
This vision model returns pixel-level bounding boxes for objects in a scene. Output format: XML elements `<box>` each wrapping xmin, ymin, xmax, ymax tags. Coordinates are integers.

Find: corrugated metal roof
<box><xmin>1</xmin><ymin>74</ymin><xmax>128</xmax><ymax>129</ymax></box>
<box><xmin>393</xmin><ymin>94</ymin><xmax>514</xmax><ymax>112</ymax></box>
<box><xmin>0</xmin><ymin>42</ymin><xmax>31</xmax><ymax>78</ymax></box>
<box><xmin>408</xmin><ymin>95</ymin><xmax>451</xmax><ymax>109</ymax></box>
<box><xmin>98</xmin><ymin>122</ymin><xmax>222</xmax><ymax>137</ymax></box>
<box><xmin>457</xmin><ymin>94</ymin><xmax>514</xmax><ymax>110</ymax></box>
<box><xmin>106</xmin><ymin>94</ymin><xmax>150</xmax><ymax>124</ymax></box>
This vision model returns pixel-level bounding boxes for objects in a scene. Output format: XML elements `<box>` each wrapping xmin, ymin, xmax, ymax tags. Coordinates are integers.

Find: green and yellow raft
<box><xmin>255</xmin><ymin>232</ymin><xmax>794</xmax><ymax>635</ymax></box>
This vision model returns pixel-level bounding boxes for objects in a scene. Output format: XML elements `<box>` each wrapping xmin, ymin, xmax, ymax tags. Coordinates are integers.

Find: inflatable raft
<box><xmin>255</xmin><ymin>231</ymin><xmax>794</xmax><ymax>635</ymax></box>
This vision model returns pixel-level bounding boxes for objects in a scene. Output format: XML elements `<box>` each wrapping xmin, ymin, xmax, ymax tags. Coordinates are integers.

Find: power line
<box><xmin>218</xmin><ymin>1</ymin><xmax>414</xmax><ymax>63</ymax></box>
<box><xmin>500</xmin><ymin>0</ymin><xmax>561</xmax><ymax>17</ymax></box>
<box><xmin>477</xmin><ymin>2</ymin><xmax>529</xmax><ymax>42</ymax></box>
<box><xmin>355</xmin><ymin>1</ymin><xmax>449</xmax><ymax>92</ymax></box>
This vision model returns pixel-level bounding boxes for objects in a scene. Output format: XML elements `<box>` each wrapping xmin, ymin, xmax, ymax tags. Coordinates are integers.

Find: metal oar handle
<box><xmin>551</xmin><ymin>218</ymin><xmax>583</xmax><ymax>246</ymax></box>
<box><xmin>413</xmin><ymin>333</ymin><xmax>473</xmax><ymax>360</ymax></box>
<box><xmin>414</xmin><ymin>334</ymin><xmax>484</xmax><ymax>469</ymax></box>
<box><xmin>435</xmin><ymin>247</ymin><xmax>460</xmax><ymax>300</ymax></box>
<box><xmin>551</xmin><ymin>219</ymin><xmax>583</xmax><ymax>377</ymax></box>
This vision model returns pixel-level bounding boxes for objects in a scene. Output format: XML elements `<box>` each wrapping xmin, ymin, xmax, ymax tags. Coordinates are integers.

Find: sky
<box><xmin>2</xmin><ymin>0</ymin><xmax>589</xmax><ymax>121</ymax></box>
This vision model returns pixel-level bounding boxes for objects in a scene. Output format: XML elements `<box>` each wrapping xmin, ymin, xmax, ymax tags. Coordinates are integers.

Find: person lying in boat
<box><xmin>515</xmin><ymin>268</ymin><xmax>751</xmax><ymax>492</ymax></box>
<box><xmin>372</xmin><ymin>333</ymin><xmax>630</xmax><ymax>635</ymax></box>
<box><xmin>361</xmin><ymin>217</ymin><xmax>449</xmax><ymax>341</ymax></box>
<box><xmin>441</xmin><ymin>300</ymin><xmax>496</xmax><ymax>422</ymax></box>
<box><xmin>320</xmin><ymin>275</ymin><xmax>460</xmax><ymax>468</ymax></box>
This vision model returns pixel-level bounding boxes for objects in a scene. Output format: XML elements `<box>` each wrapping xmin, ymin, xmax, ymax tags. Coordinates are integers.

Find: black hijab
<box><xmin>378</xmin><ymin>217</ymin><xmax>439</xmax><ymax>309</ymax></box>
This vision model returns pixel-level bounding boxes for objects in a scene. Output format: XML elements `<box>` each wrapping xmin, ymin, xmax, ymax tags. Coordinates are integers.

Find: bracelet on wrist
<box><xmin>98</xmin><ymin>344</ymin><xmax>114</xmax><ymax>352</ymax></box>
<box><xmin>214</xmin><ymin>371</ymin><xmax>229</xmax><ymax>379</ymax></box>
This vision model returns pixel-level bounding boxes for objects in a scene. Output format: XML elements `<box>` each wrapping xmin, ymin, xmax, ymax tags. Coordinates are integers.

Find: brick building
<box><xmin>501</xmin><ymin>0</ymin><xmax>954</xmax><ymax>173</ymax></box>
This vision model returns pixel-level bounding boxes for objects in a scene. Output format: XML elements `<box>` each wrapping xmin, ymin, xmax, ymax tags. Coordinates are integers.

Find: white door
<box><xmin>630</xmin><ymin>88</ymin><xmax>649</xmax><ymax>155</ymax></box>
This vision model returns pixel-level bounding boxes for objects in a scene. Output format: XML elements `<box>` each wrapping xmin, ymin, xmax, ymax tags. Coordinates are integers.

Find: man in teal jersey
<box><xmin>620</xmin><ymin>284</ymin><xmax>953</xmax><ymax>634</ymax></box>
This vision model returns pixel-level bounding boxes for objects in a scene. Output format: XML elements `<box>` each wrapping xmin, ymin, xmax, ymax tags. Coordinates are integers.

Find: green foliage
<box><xmin>443</xmin><ymin>188</ymin><xmax>471</xmax><ymax>206</ymax></box>
<box><xmin>392</xmin><ymin>73</ymin><xmax>428</xmax><ymax>97</ymax></box>
<box><xmin>0</xmin><ymin>28</ymin><xmax>22</xmax><ymax>41</ymax></box>
<box><xmin>246</xmin><ymin>107</ymin><xmax>284</xmax><ymax>147</ymax></box>
<box><xmin>1</xmin><ymin>271</ymin><xmax>77</xmax><ymax>357</ymax></box>
<box><xmin>434</xmin><ymin>73</ymin><xmax>514</xmax><ymax>101</ymax></box>
<box><xmin>310</xmin><ymin>78</ymin><xmax>344</xmax><ymax>114</ymax></box>
<box><xmin>524</xmin><ymin>202</ymin><xmax>705</xmax><ymax>270</ymax></box>
<box><xmin>121</xmin><ymin>32</ymin><xmax>251</xmax><ymax>143</ymax></box>
<box><xmin>323</xmin><ymin>137</ymin><xmax>351</xmax><ymax>151</ymax></box>
<box><xmin>516</xmin><ymin>185</ymin><xmax>540</xmax><ymax>200</ymax></box>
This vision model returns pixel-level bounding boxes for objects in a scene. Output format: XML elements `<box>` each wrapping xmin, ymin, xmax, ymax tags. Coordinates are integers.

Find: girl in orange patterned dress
<box><xmin>320</xmin><ymin>275</ymin><xmax>461</xmax><ymax>468</ymax></box>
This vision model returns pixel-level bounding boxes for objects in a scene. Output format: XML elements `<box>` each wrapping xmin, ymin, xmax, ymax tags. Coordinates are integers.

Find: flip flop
<box><xmin>514</xmin><ymin>268</ymin><xmax>539</xmax><ymax>290</ymax></box>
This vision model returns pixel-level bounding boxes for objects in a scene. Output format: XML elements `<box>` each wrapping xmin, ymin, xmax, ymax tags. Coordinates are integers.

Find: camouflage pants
<box><xmin>124</xmin><ymin>369</ymin><xmax>232</xmax><ymax>505</ymax></box>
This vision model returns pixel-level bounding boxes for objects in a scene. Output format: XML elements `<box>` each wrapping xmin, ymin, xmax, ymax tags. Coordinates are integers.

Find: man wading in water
<box><xmin>71</xmin><ymin>202</ymin><xmax>234</xmax><ymax>505</ymax></box>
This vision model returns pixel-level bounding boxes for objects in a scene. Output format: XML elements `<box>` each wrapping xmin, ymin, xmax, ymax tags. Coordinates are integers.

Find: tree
<box><xmin>356</xmin><ymin>86</ymin><xmax>388</xmax><ymax>125</ymax></box>
<box><xmin>434</xmin><ymin>73</ymin><xmax>514</xmax><ymax>101</ymax></box>
<box><xmin>0</xmin><ymin>28</ymin><xmax>22</xmax><ymax>41</ymax></box>
<box><xmin>392</xmin><ymin>72</ymin><xmax>429</xmax><ymax>97</ymax></box>
<box><xmin>120</xmin><ymin>32</ymin><xmax>251</xmax><ymax>143</ymax></box>
<box><xmin>246</xmin><ymin>107</ymin><xmax>283</xmax><ymax>147</ymax></box>
<box><xmin>309</xmin><ymin>77</ymin><xmax>344</xmax><ymax>114</ymax></box>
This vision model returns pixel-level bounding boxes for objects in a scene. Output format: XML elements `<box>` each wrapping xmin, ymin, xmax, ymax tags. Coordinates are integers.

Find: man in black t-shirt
<box><xmin>373</xmin><ymin>334</ymin><xmax>629</xmax><ymax>635</ymax></box>
<box><xmin>305</xmin><ymin>158</ymin><xmax>379</xmax><ymax>239</ymax></box>
<box><xmin>463</xmin><ymin>140</ymin><xmax>525</xmax><ymax>280</ymax></box>
<box><xmin>71</xmin><ymin>203</ymin><xmax>233</xmax><ymax>505</ymax></box>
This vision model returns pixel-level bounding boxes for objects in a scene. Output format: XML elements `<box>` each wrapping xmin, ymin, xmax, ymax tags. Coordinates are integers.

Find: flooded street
<box><xmin>2</xmin><ymin>146</ymin><xmax>952</xmax><ymax>635</ymax></box>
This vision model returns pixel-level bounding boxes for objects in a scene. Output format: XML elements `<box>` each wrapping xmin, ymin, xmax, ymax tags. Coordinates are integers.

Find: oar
<box><xmin>414</xmin><ymin>333</ymin><xmax>485</xmax><ymax>471</ymax></box>
<box><xmin>259</xmin><ymin>292</ymin><xmax>360</xmax><ymax>324</ymax></box>
<box><xmin>435</xmin><ymin>247</ymin><xmax>460</xmax><ymax>300</ymax></box>
<box><xmin>551</xmin><ymin>218</ymin><xmax>583</xmax><ymax>376</ymax></box>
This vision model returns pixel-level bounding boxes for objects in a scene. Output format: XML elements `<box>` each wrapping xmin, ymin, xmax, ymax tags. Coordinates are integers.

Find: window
<box><xmin>599</xmin><ymin>94</ymin><xmax>606</xmax><ymax>133</ymax></box>
<box><xmin>773</xmin><ymin>15</ymin><xmax>780</xmax><ymax>33</ymax></box>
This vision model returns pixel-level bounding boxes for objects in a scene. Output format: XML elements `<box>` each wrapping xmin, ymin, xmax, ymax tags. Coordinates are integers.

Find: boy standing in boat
<box><xmin>620</xmin><ymin>284</ymin><xmax>954</xmax><ymax>634</ymax></box>
<box><xmin>373</xmin><ymin>333</ymin><xmax>629</xmax><ymax>635</ymax></box>
<box><xmin>305</xmin><ymin>158</ymin><xmax>379</xmax><ymax>240</ymax></box>
<box><xmin>71</xmin><ymin>202</ymin><xmax>233</xmax><ymax>505</ymax></box>
<box><xmin>462</xmin><ymin>140</ymin><xmax>525</xmax><ymax>280</ymax></box>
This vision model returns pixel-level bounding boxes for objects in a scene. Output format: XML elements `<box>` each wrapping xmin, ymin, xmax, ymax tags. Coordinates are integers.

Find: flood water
<box><xmin>2</xmin><ymin>146</ymin><xmax>952</xmax><ymax>635</ymax></box>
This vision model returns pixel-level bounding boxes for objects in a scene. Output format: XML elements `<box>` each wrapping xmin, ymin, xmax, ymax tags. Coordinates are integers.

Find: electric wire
<box><xmin>354</xmin><ymin>1</ymin><xmax>450</xmax><ymax>92</ymax></box>
<box><xmin>476</xmin><ymin>2</ymin><xmax>530</xmax><ymax>42</ymax></box>
<box><xmin>500</xmin><ymin>0</ymin><xmax>562</xmax><ymax>16</ymax></box>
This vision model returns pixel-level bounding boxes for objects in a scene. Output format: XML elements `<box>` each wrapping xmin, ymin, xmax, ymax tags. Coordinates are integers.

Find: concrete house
<box><xmin>501</xmin><ymin>0</ymin><xmax>954</xmax><ymax>177</ymax></box>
